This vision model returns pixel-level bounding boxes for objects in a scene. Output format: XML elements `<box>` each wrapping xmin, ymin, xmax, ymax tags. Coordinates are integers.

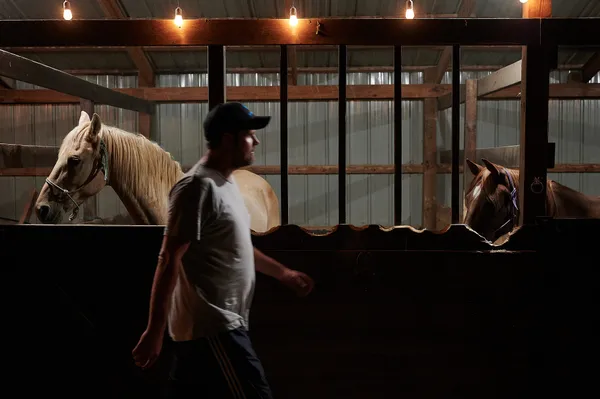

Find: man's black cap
<box><xmin>203</xmin><ymin>102</ymin><xmax>271</xmax><ymax>142</ymax></box>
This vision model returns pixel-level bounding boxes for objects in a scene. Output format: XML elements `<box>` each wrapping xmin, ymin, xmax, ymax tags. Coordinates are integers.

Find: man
<box><xmin>132</xmin><ymin>102</ymin><xmax>315</xmax><ymax>398</ymax></box>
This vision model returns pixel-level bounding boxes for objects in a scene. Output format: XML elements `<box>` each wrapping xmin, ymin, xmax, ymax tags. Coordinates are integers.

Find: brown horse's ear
<box><xmin>466</xmin><ymin>159</ymin><xmax>483</xmax><ymax>176</ymax></box>
<box><xmin>86</xmin><ymin>113</ymin><xmax>102</xmax><ymax>143</ymax></box>
<box><xmin>481</xmin><ymin>158</ymin><xmax>500</xmax><ymax>178</ymax></box>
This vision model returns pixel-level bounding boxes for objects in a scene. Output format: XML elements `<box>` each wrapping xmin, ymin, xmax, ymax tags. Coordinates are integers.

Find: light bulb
<box><xmin>174</xmin><ymin>7</ymin><xmax>183</xmax><ymax>28</ymax></box>
<box><xmin>520</xmin><ymin>0</ymin><xmax>528</xmax><ymax>3</ymax></box>
<box><xmin>405</xmin><ymin>0</ymin><xmax>414</xmax><ymax>19</ymax></box>
<box><xmin>289</xmin><ymin>6</ymin><xmax>298</xmax><ymax>26</ymax></box>
<box><xmin>63</xmin><ymin>1</ymin><xmax>72</xmax><ymax>20</ymax></box>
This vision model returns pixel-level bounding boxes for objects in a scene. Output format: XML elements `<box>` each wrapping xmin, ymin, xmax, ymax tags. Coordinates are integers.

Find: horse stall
<box><xmin>1</xmin><ymin>0</ymin><xmax>600</xmax><ymax>397</ymax></box>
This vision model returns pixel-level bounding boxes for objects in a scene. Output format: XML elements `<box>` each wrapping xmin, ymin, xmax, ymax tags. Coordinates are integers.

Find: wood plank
<box><xmin>0</xmin><ymin>143</ymin><xmax>59</xmax><ymax>168</ymax></box>
<box><xmin>0</xmin><ymin>49</ymin><xmax>154</xmax><ymax>114</ymax></box>
<box><xmin>4</xmin><ymin>163</ymin><xmax>596</xmax><ymax>177</ymax></box>
<box><xmin>542</xmin><ymin>19</ymin><xmax>600</xmax><ymax>46</ymax></box>
<box><xmin>2</xmin><ymin>83</ymin><xmax>599</xmax><ymax>105</ymax></box>
<box><xmin>422</xmin><ymin>68</ymin><xmax>438</xmax><ymax>230</ymax></box>
<box><xmin>477</xmin><ymin>60</ymin><xmax>522</xmax><ymax>97</ymax></box>
<box><xmin>18</xmin><ymin>188</ymin><xmax>38</xmax><ymax>224</ymax></box>
<box><xmin>463</xmin><ymin>79</ymin><xmax>478</xmax><ymax>221</ymax></box>
<box><xmin>0</xmin><ymin>19</ymin><xmax>542</xmax><ymax>47</ymax></box>
<box><xmin>437</xmin><ymin>84</ymin><xmax>465</xmax><ymax>111</ymax></box>
<box><xmin>53</xmin><ymin>64</ymin><xmax>586</xmax><ymax>76</ymax></box>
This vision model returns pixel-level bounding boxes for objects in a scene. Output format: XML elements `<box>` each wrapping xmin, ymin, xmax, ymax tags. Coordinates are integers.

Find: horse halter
<box><xmin>492</xmin><ymin>169</ymin><xmax>519</xmax><ymax>239</ymax></box>
<box><xmin>45</xmin><ymin>139</ymin><xmax>109</xmax><ymax>221</ymax></box>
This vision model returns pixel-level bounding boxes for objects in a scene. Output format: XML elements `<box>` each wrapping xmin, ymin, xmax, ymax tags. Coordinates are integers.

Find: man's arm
<box><xmin>253</xmin><ymin>247</ymin><xmax>287</xmax><ymax>280</ymax></box>
<box><xmin>145</xmin><ymin>237</ymin><xmax>190</xmax><ymax>337</ymax></box>
<box><xmin>144</xmin><ymin>175</ymin><xmax>205</xmax><ymax>335</ymax></box>
<box><xmin>253</xmin><ymin>247</ymin><xmax>315</xmax><ymax>296</ymax></box>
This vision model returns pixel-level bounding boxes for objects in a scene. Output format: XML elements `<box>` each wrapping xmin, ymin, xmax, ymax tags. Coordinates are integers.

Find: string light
<box><xmin>174</xmin><ymin>6</ymin><xmax>183</xmax><ymax>28</ymax></box>
<box><xmin>289</xmin><ymin>6</ymin><xmax>298</xmax><ymax>26</ymax></box>
<box><xmin>63</xmin><ymin>0</ymin><xmax>72</xmax><ymax>20</ymax></box>
<box><xmin>405</xmin><ymin>0</ymin><xmax>414</xmax><ymax>19</ymax></box>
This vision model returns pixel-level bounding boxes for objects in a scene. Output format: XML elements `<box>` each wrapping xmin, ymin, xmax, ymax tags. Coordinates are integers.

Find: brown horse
<box><xmin>463</xmin><ymin>158</ymin><xmax>600</xmax><ymax>242</ymax></box>
<box><xmin>34</xmin><ymin>111</ymin><xmax>281</xmax><ymax>232</ymax></box>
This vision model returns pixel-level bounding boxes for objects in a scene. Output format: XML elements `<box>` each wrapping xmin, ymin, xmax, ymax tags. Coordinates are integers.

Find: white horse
<box><xmin>34</xmin><ymin>111</ymin><xmax>281</xmax><ymax>232</ymax></box>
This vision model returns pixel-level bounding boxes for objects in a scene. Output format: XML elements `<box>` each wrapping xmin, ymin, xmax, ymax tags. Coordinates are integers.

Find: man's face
<box><xmin>232</xmin><ymin>129</ymin><xmax>259</xmax><ymax>168</ymax></box>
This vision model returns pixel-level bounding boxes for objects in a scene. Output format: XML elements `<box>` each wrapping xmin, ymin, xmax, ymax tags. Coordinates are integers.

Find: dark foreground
<box><xmin>0</xmin><ymin>219</ymin><xmax>597</xmax><ymax>398</ymax></box>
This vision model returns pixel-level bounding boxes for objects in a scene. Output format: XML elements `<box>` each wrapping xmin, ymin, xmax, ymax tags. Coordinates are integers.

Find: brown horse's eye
<box><xmin>68</xmin><ymin>157</ymin><xmax>81</xmax><ymax>167</ymax></box>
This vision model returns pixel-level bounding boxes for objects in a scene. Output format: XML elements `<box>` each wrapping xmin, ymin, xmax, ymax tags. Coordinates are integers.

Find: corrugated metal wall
<box><xmin>1</xmin><ymin>70</ymin><xmax>599</xmax><ymax>227</ymax></box>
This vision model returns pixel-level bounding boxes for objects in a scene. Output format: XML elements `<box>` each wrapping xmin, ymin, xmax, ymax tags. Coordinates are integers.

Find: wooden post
<box><xmin>463</xmin><ymin>79</ymin><xmax>478</xmax><ymax>221</ymax></box>
<box><xmin>451</xmin><ymin>45</ymin><xmax>460</xmax><ymax>224</ymax></box>
<box><xmin>208</xmin><ymin>45</ymin><xmax>226</xmax><ymax>110</ymax></box>
<box><xmin>519</xmin><ymin>0</ymin><xmax>552</xmax><ymax>225</ymax></box>
<box><xmin>422</xmin><ymin>68</ymin><xmax>438</xmax><ymax>230</ymax></box>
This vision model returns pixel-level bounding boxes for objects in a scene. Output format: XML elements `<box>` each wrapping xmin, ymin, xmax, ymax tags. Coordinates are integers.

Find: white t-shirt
<box><xmin>163</xmin><ymin>162</ymin><xmax>255</xmax><ymax>341</ymax></box>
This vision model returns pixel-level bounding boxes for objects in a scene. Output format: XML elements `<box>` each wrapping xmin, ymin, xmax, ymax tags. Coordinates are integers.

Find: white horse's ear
<box><xmin>87</xmin><ymin>113</ymin><xmax>102</xmax><ymax>140</ymax></box>
<box><xmin>78</xmin><ymin>110</ymin><xmax>91</xmax><ymax>126</ymax></box>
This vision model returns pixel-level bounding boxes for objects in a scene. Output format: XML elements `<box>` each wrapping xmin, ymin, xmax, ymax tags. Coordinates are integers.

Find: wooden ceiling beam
<box><xmin>1</xmin><ymin>45</ymin><xmax>528</xmax><ymax>53</ymax></box>
<box><xmin>0</xmin><ymin>18</ymin><xmax>543</xmax><ymax>47</ymax></box>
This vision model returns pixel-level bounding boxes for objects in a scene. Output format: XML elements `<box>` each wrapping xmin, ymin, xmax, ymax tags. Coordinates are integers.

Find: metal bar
<box><xmin>518</xmin><ymin>44</ymin><xmax>551</xmax><ymax>225</ymax></box>
<box><xmin>207</xmin><ymin>45</ymin><xmax>225</xmax><ymax>110</ymax></box>
<box><xmin>338</xmin><ymin>45</ymin><xmax>347</xmax><ymax>224</ymax></box>
<box><xmin>394</xmin><ymin>45</ymin><xmax>402</xmax><ymax>225</ymax></box>
<box><xmin>451</xmin><ymin>45</ymin><xmax>460</xmax><ymax>224</ymax></box>
<box><xmin>280</xmin><ymin>45</ymin><xmax>289</xmax><ymax>225</ymax></box>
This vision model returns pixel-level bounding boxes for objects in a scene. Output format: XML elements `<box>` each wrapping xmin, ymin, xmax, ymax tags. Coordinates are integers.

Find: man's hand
<box><xmin>132</xmin><ymin>328</ymin><xmax>164</xmax><ymax>370</ymax></box>
<box><xmin>279</xmin><ymin>269</ymin><xmax>315</xmax><ymax>297</ymax></box>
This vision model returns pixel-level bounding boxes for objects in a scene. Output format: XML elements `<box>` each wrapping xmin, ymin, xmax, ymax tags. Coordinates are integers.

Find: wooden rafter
<box><xmin>96</xmin><ymin>0</ymin><xmax>155</xmax><ymax>87</ymax></box>
<box><xmin>581</xmin><ymin>52</ymin><xmax>600</xmax><ymax>83</ymax></box>
<box><xmin>427</xmin><ymin>0</ymin><xmax>477</xmax><ymax>84</ymax></box>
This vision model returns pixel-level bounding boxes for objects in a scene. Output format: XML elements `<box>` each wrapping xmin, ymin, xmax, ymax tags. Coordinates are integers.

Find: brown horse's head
<box><xmin>463</xmin><ymin>158</ymin><xmax>520</xmax><ymax>242</ymax></box>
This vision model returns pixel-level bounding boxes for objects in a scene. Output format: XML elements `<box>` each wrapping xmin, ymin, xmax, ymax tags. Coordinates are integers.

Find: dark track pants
<box><xmin>167</xmin><ymin>327</ymin><xmax>273</xmax><ymax>399</ymax></box>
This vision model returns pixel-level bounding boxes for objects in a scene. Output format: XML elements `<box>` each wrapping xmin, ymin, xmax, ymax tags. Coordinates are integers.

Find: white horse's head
<box><xmin>35</xmin><ymin>111</ymin><xmax>109</xmax><ymax>223</ymax></box>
